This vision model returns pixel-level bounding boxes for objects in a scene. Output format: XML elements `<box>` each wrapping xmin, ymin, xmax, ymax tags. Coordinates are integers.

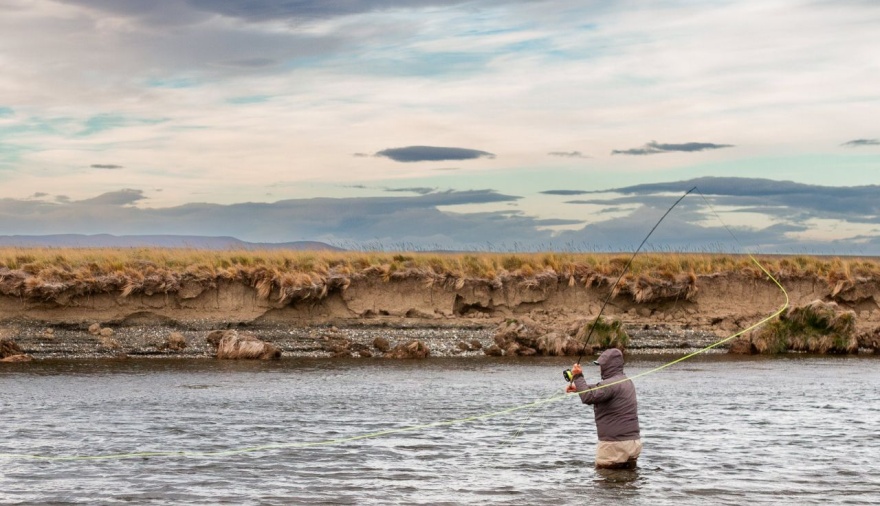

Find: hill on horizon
<box><xmin>0</xmin><ymin>234</ymin><xmax>342</xmax><ymax>251</ymax></box>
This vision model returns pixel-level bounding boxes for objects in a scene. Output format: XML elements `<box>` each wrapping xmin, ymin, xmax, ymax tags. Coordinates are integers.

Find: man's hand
<box><xmin>566</xmin><ymin>383</ymin><xmax>579</xmax><ymax>393</ymax></box>
<box><xmin>572</xmin><ymin>363</ymin><xmax>583</xmax><ymax>376</ymax></box>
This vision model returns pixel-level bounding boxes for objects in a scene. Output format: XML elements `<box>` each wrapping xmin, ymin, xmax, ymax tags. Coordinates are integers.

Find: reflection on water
<box><xmin>1</xmin><ymin>355</ymin><xmax>879</xmax><ymax>505</ymax></box>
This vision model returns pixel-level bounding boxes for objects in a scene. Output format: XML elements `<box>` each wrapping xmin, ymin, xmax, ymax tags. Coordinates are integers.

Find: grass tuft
<box><xmin>749</xmin><ymin>300</ymin><xmax>858</xmax><ymax>354</ymax></box>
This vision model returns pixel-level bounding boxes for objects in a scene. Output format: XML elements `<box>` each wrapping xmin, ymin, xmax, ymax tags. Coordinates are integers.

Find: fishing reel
<box><xmin>563</xmin><ymin>369</ymin><xmax>582</xmax><ymax>382</ymax></box>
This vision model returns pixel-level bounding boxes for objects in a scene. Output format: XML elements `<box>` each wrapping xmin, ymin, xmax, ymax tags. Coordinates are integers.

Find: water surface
<box><xmin>2</xmin><ymin>355</ymin><xmax>878</xmax><ymax>505</ymax></box>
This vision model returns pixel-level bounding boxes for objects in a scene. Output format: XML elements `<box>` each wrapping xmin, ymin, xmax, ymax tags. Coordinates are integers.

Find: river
<box><xmin>1</xmin><ymin>355</ymin><xmax>878</xmax><ymax>505</ymax></box>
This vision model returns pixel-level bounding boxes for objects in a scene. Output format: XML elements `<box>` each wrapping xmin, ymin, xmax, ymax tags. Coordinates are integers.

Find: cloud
<box><xmin>59</xmin><ymin>0</ymin><xmax>475</xmax><ymax>24</ymax></box>
<box><xmin>584</xmin><ymin>176</ymin><xmax>880</xmax><ymax>230</ymax></box>
<box><xmin>841</xmin><ymin>139</ymin><xmax>880</xmax><ymax>147</ymax></box>
<box><xmin>1</xmin><ymin>178</ymin><xmax>879</xmax><ymax>254</ymax></box>
<box><xmin>187</xmin><ymin>0</ymin><xmax>477</xmax><ymax>22</ymax></box>
<box><xmin>3</xmin><ymin>2</ymin><xmax>880</xmax><ymax>255</ymax></box>
<box><xmin>612</xmin><ymin>141</ymin><xmax>734</xmax><ymax>156</ymax></box>
<box><xmin>74</xmin><ymin>189</ymin><xmax>146</xmax><ymax>206</ymax></box>
<box><xmin>540</xmin><ymin>190</ymin><xmax>589</xmax><ymax>196</ymax></box>
<box><xmin>527</xmin><ymin>176</ymin><xmax>880</xmax><ymax>255</ymax></box>
<box><xmin>90</xmin><ymin>164</ymin><xmax>124</xmax><ymax>169</ymax></box>
<box><xmin>30</xmin><ymin>192</ymin><xmax>48</xmax><ymax>198</ymax></box>
<box><xmin>553</xmin><ymin>204</ymin><xmax>810</xmax><ymax>254</ymax></box>
<box><xmin>547</xmin><ymin>151</ymin><xmax>589</xmax><ymax>158</ymax></box>
<box><xmin>384</xmin><ymin>187</ymin><xmax>436</xmax><ymax>195</ymax></box>
<box><xmin>375</xmin><ymin>146</ymin><xmax>495</xmax><ymax>163</ymax></box>
<box><xmin>215</xmin><ymin>58</ymin><xmax>279</xmax><ymax>69</ymax></box>
<box><xmin>0</xmin><ymin>189</ymin><xmax>549</xmax><ymax>248</ymax></box>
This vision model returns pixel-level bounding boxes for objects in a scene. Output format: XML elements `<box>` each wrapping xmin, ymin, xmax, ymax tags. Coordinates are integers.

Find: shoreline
<box><xmin>0</xmin><ymin>319</ymin><xmax>774</xmax><ymax>360</ymax></box>
<box><xmin>2</xmin><ymin>251</ymin><xmax>879</xmax><ymax>359</ymax></box>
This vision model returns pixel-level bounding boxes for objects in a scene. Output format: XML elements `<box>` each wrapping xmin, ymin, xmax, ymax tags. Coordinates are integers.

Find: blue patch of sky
<box><xmin>145</xmin><ymin>77</ymin><xmax>199</xmax><ymax>89</ymax></box>
<box><xmin>672</xmin><ymin>154</ymin><xmax>880</xmax><ymax>188</ymax></box>
<box><xmin>76</xmin><ymin>114</ymin><xmax>167</xmax><ymax>137</ymax></box>
<box><xmin>0</xmin><ymin>116</ymin><xmax>75</xmax><ymax>137</ymax></box>
<box><xmin>370</xmin><ymin>166</ymin><xmax>627</xmax><ymax>198</ymax></box>
<box><xmin>0</xmin><ymin>107</ymin><xmax>13</xmax><ymax>118</ymax></box>
<box><xmin>501</xmin><ymin>37</ymin><xmax>572</xmax><ymax>60</ymax></box>
<box><xmin>2</xmin><ymin>111</ymin><xmax>183</xmax><ymax>140</ymax></box>
<box><xmin>227</xmin><ymin>95</ymin><xmax>271</xmax><ymax>105</ymax></box>
<box><xmin>0</xmin><ymin>142</ymin><xmax>37</xmax><ymax>167</ymax></box>
<box><xmin>349</xmin><ymin>50</ymin><xmax>495</xmax><ymax>78</ymax></box>
<box><xmin>278</xmin><ymin>54</ymin><xmax>336</xmax><ymax>72</ymax></box>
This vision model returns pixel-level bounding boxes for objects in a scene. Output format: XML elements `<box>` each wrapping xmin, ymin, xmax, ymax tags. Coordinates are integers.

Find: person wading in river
<box><xmin>567</xmin><ymin>348</ymin><xmax>642</xmax><ymax>469</ymax></box>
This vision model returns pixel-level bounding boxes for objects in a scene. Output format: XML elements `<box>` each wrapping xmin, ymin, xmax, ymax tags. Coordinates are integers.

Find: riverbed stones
<box><xmin>856</xmin><ymin>326</ymin><xmax>880</xmax><ymax>353</ymax></box>
<box><xmin>493</xmin><ymin>317</ymin><xmax>585</xmax><ymax>356</ymax></box>
<box><xmin>372</xmin><ymin>336</ymin><xmax>390</xmax><ymax>352</ymax></box>
<box><xmin>0</xmin><ymin>337</ymin><xmax>31</xmax><ymax>361</ymax></box>
<box><xmin>492</xmin><ymin>317</ymin><xmax>545</xmax><ymax>354</ymax></box>
<box><xmin>534</xmin><ymin>331</ymin><xmax>581</xmax><ymax>356</ymax></box>
<box><xmin>323</xmin><ymin>336</ymin><xmax>353</xmax><ymax>357</ymax></box>
<box><xmin>484</xmin><ymin>344</ymin><xmax>503</xmax><ymax>356</ymax></box>
<box><xmin>385</xmin><ymin>339</ymin><xmax>429</xmax><ymax>359</ymax></box>
<box><xmin>1</xmin><ymin>353</ymin><xmax>32</xmax><ymax>362</ymax></box>
<box><xmin>206</xmin><ymin>329</ymin><xmax>281</xmax><ymax>360</ymax></box>
<box><xmin>160</xmin><ymin>332</ymin><xmax>187</xmax><ymax>352</ymax></box>
<box><xmin>0</xmin><ymin>337</ymin><xmax>22</xmax><ymax>358</ymax></box>
<box><xmin>99</xmin><ymin>335</ymin><xmax>120</xmax><ymax>350</ymax></box>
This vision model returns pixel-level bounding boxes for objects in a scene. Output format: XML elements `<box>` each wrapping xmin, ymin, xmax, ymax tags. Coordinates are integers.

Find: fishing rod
<box><xmin>565</xmin><ymin>186</ymin><xmax>697</xmax><ymax>382</ymax></box>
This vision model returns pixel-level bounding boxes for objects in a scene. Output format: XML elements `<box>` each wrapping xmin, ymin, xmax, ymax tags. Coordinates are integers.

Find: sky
<box><xmin>1</xmin><ymin>0</ymin><xmax>879</xmax><ymax>253</ymax></box>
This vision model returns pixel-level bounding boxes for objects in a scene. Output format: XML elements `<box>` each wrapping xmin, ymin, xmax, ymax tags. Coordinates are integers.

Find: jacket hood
<box><xmin>595</xmin><ymin>348</ymin><xmax>625</xmax><ymax>379</ymax></box>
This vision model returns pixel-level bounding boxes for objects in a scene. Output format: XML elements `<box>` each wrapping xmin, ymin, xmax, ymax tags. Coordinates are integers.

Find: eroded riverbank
<box><xmin>2</xmin><ymin>253</ymin><xmax>879</xmax><ymax>359</ymax></box>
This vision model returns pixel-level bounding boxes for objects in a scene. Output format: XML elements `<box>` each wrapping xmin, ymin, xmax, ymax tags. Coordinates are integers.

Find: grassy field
<box><xmin>1</xmin><ymin>247</ymin><xmax>878</xmax><ymax>301</ymax></box>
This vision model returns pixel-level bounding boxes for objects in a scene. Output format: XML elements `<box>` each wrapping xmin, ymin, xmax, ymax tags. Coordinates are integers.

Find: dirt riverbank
<box><xmin>2</xmin><ymin>266</ymin><xmax>878</xmax><ymax>359</ymax></box>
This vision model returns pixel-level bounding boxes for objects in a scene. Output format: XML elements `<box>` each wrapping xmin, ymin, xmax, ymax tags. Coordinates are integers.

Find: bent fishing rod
<box><xmin>566</xmin><ymin>186</ymin><xmax>696</xmax><ymax>381</ymax></box>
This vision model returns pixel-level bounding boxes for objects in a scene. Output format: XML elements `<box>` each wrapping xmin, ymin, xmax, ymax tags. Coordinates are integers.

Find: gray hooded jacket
<box><xmin>572</xmin><ymin>348</ymin><xmax>640</xmax><ymax>441</ymax></box>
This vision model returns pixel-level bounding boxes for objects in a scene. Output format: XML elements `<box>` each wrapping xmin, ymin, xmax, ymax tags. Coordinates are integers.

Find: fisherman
<box><xmin>566</xmin><ymin>348</ymin><xmax>642</xmax><ymax>469</ymax></box>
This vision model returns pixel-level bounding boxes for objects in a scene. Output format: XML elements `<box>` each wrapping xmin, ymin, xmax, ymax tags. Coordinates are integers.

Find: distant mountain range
<box><xmin>0</xmin><ymin>234</ymin><xmax>342</xmax><ymax>250</ymax></box>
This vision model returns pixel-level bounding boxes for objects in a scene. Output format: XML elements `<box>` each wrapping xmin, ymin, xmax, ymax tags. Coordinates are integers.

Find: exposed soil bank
<box><xmin>2</xmin><ymin>271</ymin><xmax>878</xmax><ymax>358</ymax></box>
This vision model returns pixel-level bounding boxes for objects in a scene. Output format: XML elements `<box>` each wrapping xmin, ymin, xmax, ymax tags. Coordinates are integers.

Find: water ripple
<box><xmin>1</xmin><ymin>356</ymin><xmax>879</xmax><ymax>504</ymax></box>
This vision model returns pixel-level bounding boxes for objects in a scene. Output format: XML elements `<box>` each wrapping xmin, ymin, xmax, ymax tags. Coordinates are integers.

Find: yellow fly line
<box><xmin>0</xmin><ymin>193</ymin><xmax>790</xmax><ymax>463</ymax></box>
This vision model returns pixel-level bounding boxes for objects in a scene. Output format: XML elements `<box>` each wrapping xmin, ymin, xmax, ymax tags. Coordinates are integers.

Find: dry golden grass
<box><xmin>0</xmin><ymin>247</ymin><xmax>878</xmax><ymax>302</ymax></box>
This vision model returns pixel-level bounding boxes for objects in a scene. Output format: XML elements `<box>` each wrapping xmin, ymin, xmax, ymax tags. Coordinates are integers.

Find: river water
<box><xmin>1</xmin><ymin>355</ymin><xmax>878</xmax><ymax>505</ymax></box>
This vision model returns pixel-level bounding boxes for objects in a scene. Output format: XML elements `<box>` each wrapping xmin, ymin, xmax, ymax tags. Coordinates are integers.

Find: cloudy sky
<box><xmin>1</xmin><ymin>0</ymin><xmax>878</xmax><ymax>253</ymax></box>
